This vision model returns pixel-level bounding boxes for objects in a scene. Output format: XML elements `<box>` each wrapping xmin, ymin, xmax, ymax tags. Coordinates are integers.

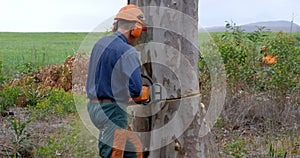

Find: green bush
<box><xmin>0</xmin><ymin>80</ymin><xmax>40</xmax><ymax>113</ymax></box>
<box><xmin>0</xmin><ymin>78</ymin><xmax>75</xmax><ymax>118</ymax></box>
<box><xmin>15</xmin><ymin>61</ymin><xmax>39</xmax><ymax>77</ymax></box>
<box><xmin>0</xmin><ymin>84</ymin><xmax>22</xmax><ymax>112</ymax></box>
<box><xmin>31</xmin><ymin>89</ymin><xmax>75</xmax><ymax>120</ymax></box>
<box><xmin>256</xmin><ymin>32</ymin><xmax>299</xmax><ymax>94</ymax></box>
<box><xmin>200</xmin><ymin>22</ymin><xmax>299</xmax><ymax>95</ymax></box>
<box><xmin>293</xmin><ymin>33</ymin><xmax>300</xmax><ymax>46</ymax></box>
<box><xmin>209</xmin><ymin>22</ymin><xmax>264</xmax><ymax>91</ymax></box>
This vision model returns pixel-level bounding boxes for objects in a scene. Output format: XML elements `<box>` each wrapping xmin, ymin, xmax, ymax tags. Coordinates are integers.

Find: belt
<box><xmin>90</xmin><ymin>98</ymin><xmax>115</xmax><ymax>104</ymax></box>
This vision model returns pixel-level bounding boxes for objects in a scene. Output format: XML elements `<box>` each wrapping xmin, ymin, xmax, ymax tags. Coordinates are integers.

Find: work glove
<box><xmin>133</xmin><ymin>86</ymin><xmax>150</xmax><ymax>103</ymax></box>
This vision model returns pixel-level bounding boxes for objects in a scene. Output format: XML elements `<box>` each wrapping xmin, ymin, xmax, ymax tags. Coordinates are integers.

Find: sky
<box><xmin>0</xmin><ymin>0</ymin><xmax>299</xmax><ymax>32</ymax></box>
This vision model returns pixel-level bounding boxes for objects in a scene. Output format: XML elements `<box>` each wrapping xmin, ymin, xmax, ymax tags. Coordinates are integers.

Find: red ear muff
<box><xmin>131</xmin><ymin>23</ymin><xmax>143</xmax><ymax>38</ymax></box>
<box><xmin>142</xmin><ymin>26</ymin><xmax>147</xmax><ymax>31</ymax></box>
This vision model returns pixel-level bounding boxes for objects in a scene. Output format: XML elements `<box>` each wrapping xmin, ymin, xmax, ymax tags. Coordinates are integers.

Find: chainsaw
<box><xmin>132</xmin><ymin>74</ymin><xmax>163</xmax><ymax>105</ymax></box>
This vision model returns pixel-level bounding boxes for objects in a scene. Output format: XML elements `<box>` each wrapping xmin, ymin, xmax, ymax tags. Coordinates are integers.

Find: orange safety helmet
<box><xmin>113</xmin><ymin>4</ymin><xmax>146</xmax><ymax>38</ymax></box>
<box><xmin>114</xmin><ymin>4</ymin><xmax>145</xmax><ymax>25</ymax></box>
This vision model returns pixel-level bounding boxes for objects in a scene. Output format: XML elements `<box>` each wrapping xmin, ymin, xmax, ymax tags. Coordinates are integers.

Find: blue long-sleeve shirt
<box><xmin>86</xmin><ymin>31</ymin><xmax>143</xmax><ymax>103</ymax></box>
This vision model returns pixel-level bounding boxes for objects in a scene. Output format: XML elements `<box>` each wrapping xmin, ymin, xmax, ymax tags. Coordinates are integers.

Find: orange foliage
<box><xmin>262</xmin><ymin>55</ymin><xmax>279</xmax><ymax>65</ymax></box>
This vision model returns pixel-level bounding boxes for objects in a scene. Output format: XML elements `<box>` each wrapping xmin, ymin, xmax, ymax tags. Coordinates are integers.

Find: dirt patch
<box><xmin>0</xmin><ymin>107</ymin><xmax>72</xmax><ymax>156</ymax></box>
<box><xmin>206</xmin><ymin>89</ymin><xmax>300</xmax><ymax>157</ymax></box>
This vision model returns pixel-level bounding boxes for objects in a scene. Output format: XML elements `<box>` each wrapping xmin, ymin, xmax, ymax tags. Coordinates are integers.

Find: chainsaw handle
<box><xmin>141</xmin><ymin>74</ymin><xmax>153</xmax><ymax>85</ymax></box>
<box><xmin>133</xmin><ymin>74</ymin><xmax>163</xmax><ymax>105</ymax></box>
<box><xmin>130</xmin><ymin>74</ymin><xmax>151</xmax><ymax>105</ymax></box>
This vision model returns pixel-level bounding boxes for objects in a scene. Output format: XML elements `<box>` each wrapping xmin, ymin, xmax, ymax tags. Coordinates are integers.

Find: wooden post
<box><xmin>128</xmin><ymin>0</ymin><xmax>219</xmax><ymax>157</ymax></box>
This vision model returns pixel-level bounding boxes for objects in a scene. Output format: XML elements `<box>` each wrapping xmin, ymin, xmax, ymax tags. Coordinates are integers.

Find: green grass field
<box><xmin>1</xmin><ymin>31</ymin><xmax>299</xmax><ymax>82</ymax></box>
<box><xmin>0</xmin><ymin>32</ymin><xmax>88</xmax><ymax>79</ymax></box>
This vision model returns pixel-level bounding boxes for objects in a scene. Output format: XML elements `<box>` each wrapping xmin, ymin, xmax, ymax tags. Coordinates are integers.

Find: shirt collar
<box><xmin>114</xmin><ymin>31</ymin><xmax>129</xmax><ymax>44</ymax></box>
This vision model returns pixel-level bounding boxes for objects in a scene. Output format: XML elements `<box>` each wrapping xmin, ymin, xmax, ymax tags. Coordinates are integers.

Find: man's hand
<box><xmin>132</xmin><ymin>86</ymin><xmax>150</xmax><ymax>103</ymax></box>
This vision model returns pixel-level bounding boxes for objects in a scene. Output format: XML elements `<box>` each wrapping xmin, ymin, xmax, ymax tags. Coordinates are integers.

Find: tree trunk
<box><xmin>128</xmin><ymin>0</ymin><xmax>219</xmax><ymax>157</ymax></box>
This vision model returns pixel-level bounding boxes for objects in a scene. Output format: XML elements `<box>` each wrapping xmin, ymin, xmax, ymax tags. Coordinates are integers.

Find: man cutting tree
<box><xmin>86</xmin><ymin>4</ymin><xmax>148</xmax><ymax>158</ymax></box>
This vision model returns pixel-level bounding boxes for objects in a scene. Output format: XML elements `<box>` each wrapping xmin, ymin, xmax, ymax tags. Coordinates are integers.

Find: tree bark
<box><xmin>128</xmin><ymin>0</ymin><xmax>219</xmax><ymax>157</ymax></box>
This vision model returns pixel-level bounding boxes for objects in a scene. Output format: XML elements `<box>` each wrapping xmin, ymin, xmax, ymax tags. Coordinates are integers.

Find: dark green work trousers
<box><xmin>87</xmin><ymin>102</ymin><xmax>140</xmax><ymax>158</ymax></box>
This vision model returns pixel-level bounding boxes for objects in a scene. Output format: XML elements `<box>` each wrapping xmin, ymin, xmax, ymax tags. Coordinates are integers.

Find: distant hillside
<box><xmin>200</xmin><ymin>20</ymin><xmax>300</xmax><ymax>32</ymax></box>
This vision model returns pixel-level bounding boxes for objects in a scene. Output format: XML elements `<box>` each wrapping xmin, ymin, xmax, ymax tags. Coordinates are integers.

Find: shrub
<box><xmin>0</xmin><ymin>84</ymin><xmax>22</xmax><ymax>112</ymax></box>
<box><xmin>209</xmin><ymin>22</ymin><xmax>264</xmax><ymax>91</ymax></box>
<box><xmin>0</xmin><ymin>77</ymin><xmax>75</xmax><ymax>118</ymax></box>
<box><xmin>15</xmin><ymin>61</ymin><xmax>39</xmax><ymax>78</ymax></box>
<box><xmin>0</xmin><ymin>80</ymin><xmax>40</xmax><ymax>113</ymax></box>
<box><xmin>200</xmin><ymin>22</ymin><xmax>299</xmax><ymax>95</ymax></box>
<box><xmin>256</xmin><ymin>32</ymin><xmax>300</xmax><ymax>94</ymax></box>
<box><xmin>31</xmin><ymin>89</ymin><xmax>75</xmax><ymax>120</ymax></box>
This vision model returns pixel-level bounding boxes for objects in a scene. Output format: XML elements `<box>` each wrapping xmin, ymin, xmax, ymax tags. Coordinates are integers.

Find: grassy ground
<box><xmin>0</xmin><ymin>32</ymin><xmax>87</xmax><ymax>80</ymax></box>
<box><xmin>0</xmin><ymin>107</ymin><xmax>99</xmax><ymax>157</ymax></box>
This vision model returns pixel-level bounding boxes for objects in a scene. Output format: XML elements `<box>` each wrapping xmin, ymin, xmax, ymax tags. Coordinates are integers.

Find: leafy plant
<box><xmin>0</xmin><ymin>85</ymin><xmax>22</xmax><ymax>112</ymax></box>
<box><xmin>200</xmin><ymin>22</ymin><xmax>299</xmax><ymax>96</ymax></box>
<box><xmin>269</xmin><ymin>143</ymin><xmax>275</xmax><ymax>157</ymax></box>
<box><xmin>0</xmin><ymin>118</ymin><xmax>35</xmax><ymax>157</ymax></box>
<box><xmin>247</xmin><ymin>26</ymin><xmax>268</xmax><ymax>43</ymax></box>
<box><xmin>0</xmin><ymin>80</ymin><xmax>40</xmax><ymax>113</ymax></box>
<box><xmin>23</xmin><ymin>83</ymin><xmax>39</xmax><ymax>107</ymax></box>
<box><xmin>214</xmin><ymin>117</ymin><xmax>227</xmax><ymax>128</ymax></box>
<box><xmin>268</xmin><ymin>143</ymin><xmax>288</xmax><ymax>157</ymax></box>
<box><xmin>225</xmin><ymin>140</ymin><xmax>248</xmax><ymax>158</ymax></box>
<box><xmin>31</xmin><ymin>89</ymin><xmax>75</xmax><ymax>120</ymax></box>
<box><xmin>15</xmin><ymin>61</ymin><xmax>39</xmax><ymax>77</ymax></box>
<box><xmin>31</xmin><ymin>99</ymin><xmax>52</xmax><ymax>120</ymax></box>
<box><xmin>256</xmin><ymin>32</ymin><xmax>299</xmax><ymax>94</ymax></box>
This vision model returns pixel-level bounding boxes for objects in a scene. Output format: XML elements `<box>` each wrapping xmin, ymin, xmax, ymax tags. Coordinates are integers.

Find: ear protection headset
<box><xmin>112</xmin><ymin>21</ymin><xmax>143</xmax><ymax>38</ymax></box>
<box><xmin>130</xmin><ymin>22</ymin><xmax>143</xmax><ymax>38</ymax></box>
